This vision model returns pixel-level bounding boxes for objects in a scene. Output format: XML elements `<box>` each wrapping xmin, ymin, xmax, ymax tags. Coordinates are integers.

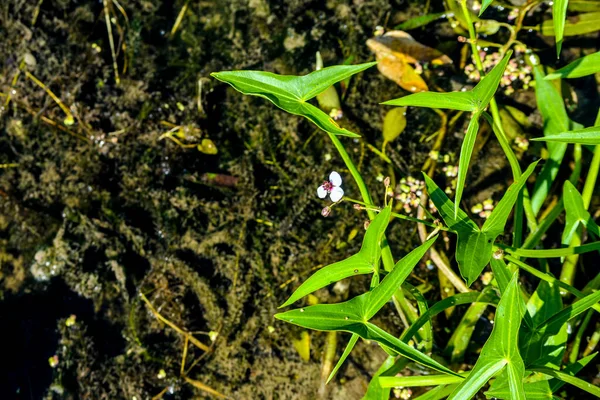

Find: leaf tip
<box><xmin>278</xmin><ymin>298</ymin><xmax>293</xmax><ymax>309</ymax></box>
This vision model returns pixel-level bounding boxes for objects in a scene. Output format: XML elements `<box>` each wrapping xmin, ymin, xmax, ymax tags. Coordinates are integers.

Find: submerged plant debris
<box><xmin>0</xmin><ymin>0</ymin><xmax>598</xmax><ymax>399</ymax></box>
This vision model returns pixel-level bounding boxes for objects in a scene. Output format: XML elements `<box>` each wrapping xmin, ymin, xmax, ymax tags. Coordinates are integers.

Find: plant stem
<box><xmin>582</xmin><ymin>145</ymin><xmax>600</xmax><ymax>209</ymax></box>
<box><xmin>459</xmin><ymin>0</ymin><xmax>537</xmax><ymax>238</ymax></box>
<box><xmin>327</xmin><ymin>132</ymin><xmax>419</xmax><ymax>323</ymax></box>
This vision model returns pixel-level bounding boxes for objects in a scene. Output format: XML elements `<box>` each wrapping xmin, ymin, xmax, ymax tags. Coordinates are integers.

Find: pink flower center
<box><xmin>322</xmin><ymin>181</ymin><xmax>334</xmax><ymax>192</ymax></box>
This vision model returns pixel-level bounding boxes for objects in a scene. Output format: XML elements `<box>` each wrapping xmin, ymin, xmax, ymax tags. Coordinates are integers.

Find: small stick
<box><xmin>183</xmin><ymin>375</ymin><xmax>229</xmax><ymax>399</ymax></box>
<box><xmin>23</xmin><ymin>70</ymin><xmax>74</xmax><ymax>125</ymax></box>
<box><xmin>139</xmin><ymin>292</ymin><xmax>210</xmax><ymax>351</ymax></box>
<box><xmin>171</xmin><ymin>0</ymin><xmax>191</xmax><ymax>37</ymax></box>
<box><xmin>103</xmin><ymin>0</ymin><xmax>120</xmax><ymax>85</ymax></box>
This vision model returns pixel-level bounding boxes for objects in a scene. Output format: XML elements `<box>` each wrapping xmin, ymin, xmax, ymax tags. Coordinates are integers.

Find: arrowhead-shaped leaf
<box><xmin>279</xmin><ymin>206</ymin><xmax>391</xmax><ymax>308</ymax></box>
<box><xmin>424</xmin><ymin>173</ymin><xmax>492</xmax><ymax>286</ymax></box>
<box><xmin>212</xmin><ymin>62</ymin><xmax>377</xmax><ymax>137</ymax></box>
<box><xmin>275</xmin><ymin>237</ymin><xmax>455</xmax><ymax>376</ymax></box>
<box><xmin>449</xmin><ymin>272</ymin><xmax>526</xmax><ymax>399</ymax></box>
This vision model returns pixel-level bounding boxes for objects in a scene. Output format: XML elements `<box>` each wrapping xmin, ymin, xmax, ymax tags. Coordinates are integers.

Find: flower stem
<box><xmin>327</xmin><ymin>132</ymin><xmax>420</xmax><ymax>324</ymax></box>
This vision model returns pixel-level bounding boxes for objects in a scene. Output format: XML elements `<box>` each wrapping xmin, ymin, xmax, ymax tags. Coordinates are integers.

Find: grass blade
<box><xmin>545</xmin><ymin>51</ymin><xmax>600</xmax><ymax>79</ymax></box>
<box><xmin>382</xmin><ymin>91</ymin><xmax>476</xmax><ymax>112</ymax></box>
<box><xmin>530</xmin><ymin>125</ymin><xmax>600</xmax><ymax>145</ymax></box>
<box><xmin>553</xmin><ymin>0</ymin><xmax>570</xmax><ymax>55</ymax></box>
<box><xmin>449</xmin><ymin>272</ymin><xmax>526</xmax><ymax>399</ymax></box>
<box><xmin>454</xmin><ymin>115</ymin><xmax>480</xmax><ymax>217</ymax></box>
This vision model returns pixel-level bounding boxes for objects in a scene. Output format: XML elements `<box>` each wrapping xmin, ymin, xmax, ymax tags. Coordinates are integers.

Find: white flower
<box><xmin>317</xmin><ymin>171</ymin><xmax>344</xmax><ymax>202</ymax></box>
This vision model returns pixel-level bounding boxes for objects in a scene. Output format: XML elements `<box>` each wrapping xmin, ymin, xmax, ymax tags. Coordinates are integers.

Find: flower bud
<box><xmin>383</xmin><ymin>176</ymin><xmax>390</xmax><ymax>188</ymax></box>
<box><xmin>364</xmin><ymin>220</ymin><xmax>370</xmax><ymax>230</ymax></box>
<box><xmin>353</xmin><ymin>203</ymin><xmax>362</xmax><ymax>210</ymax></box>
<box><xmin>321</xmin><ymin>206</ymin><xmax>331</xmax><ymax>217</ymax></box>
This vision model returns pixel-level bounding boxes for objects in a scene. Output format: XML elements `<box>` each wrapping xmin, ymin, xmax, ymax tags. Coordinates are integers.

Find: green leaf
<box><xmin>531</xmin><ymin>367</ymin><xmax>600</xmax><ymax>397</ymax></box>
<box><xmin>382</xmin><ymin>91</ymin><xmax>477</xmax><ymax>112</ymax></box>
<box><xmin>383</xmin><ymin>52</ymin><xmax>512</xmax><ymax>114</ymax></box>
<box><xmin>539</xmin><ymin>12</ymin><xmax>600</xmax><ymax>36</ymax></box>
<box><xmin>364</xmin><ymin>356</ymin><xmax>408</xmax><ymax>400</ymax></box>
<box><xmin>486</xmin><ymin>377</ymin><xmax>555</xmax><ymax>399</ymax></box>
<box><xmin>553</xmin><ymin>0</ymin><xmax>570</xmax><ymax>55</ymax></box>
<box><xmin>379</xmin><ymin>373</ymin><xmax>467</xmax><ymax>388</ymax></box>
<box><xmin>364</xmin><ymin>236</ymin><xmax>438</xmax><ymax>319</ymax></box>
<box><xmin>480</xmin><ymin>0</ymin><xmax>494</xmax><ymax>15</ymax></box>
<box><xmin>537</xmin><ymin>289</ymin><xmax>600</xmax><ymax>337</ymax></box>
<box><xmin>531</xmin><ymin>125</ymin><xmax>600</xmax><ymax>145</ymax></box>
<box><xmin>471</xmin><ymin>51</ymin><xmax>512</xmax><ymax>111</ymax></box>
<box><xmin>482</xmin><ymin>161</ymin><xmax>539</xmax><ymax>237</ymax></box>
<box><xmin>507</xmin><ymin>255</ymin><xmax>600</xmax><ymax>313</ymax></box>
<box><xmin>530</xmin><ymin>64</ymin><xmax>570</xmax><ymax>215</ymax></box>
<box><xmin>449</xmin><ymin>272</ymin><xmax>526</xmax><ymax>400</ymax></box>
<box><xmin>211</xmin><ymin>63</ymin><xmax>377</xmax><ymax>137</ymax></box>
<box><xmin>279</xmin><ymin>206</ymin><xmax>391</xmax><ymax>308</ymax></box>
<box><xmin>276</xmin><ymin>238</ymin><xmax>458</xmax><ymax>377</ymax></box>
<box><xmin>563</xmin><ymin>180</ymin><xmax>588</xmax><ymax>244</ymax></box>
<box><xmin>365</xmin><ymin>323</ymin><xmax>460</xmax><ymax>376</ymax></box>
<box><xmin>395</xmin><ymin>12</ymin><xmax>448</xmax><ymax>30</ymax></box>
<box><xmin>403</xmin><ymin>282</ymin><xmax>433</xmax><ymax>353</ymax></box>
<box><xmin>563</xmin><ymin>181</ymin><xmax>600</xmax><ymax>243</ymax></box>
<box><xmin>422</xmin><ymin>174</ymin><xmax>478</xmax><ymax>233</ymax></box>
<box><xmin>506</xmin><ymin>241</ymin><xmax>600</xmax><ymax>258</ymax></box>
<box><xmin>545</xmin><ymin>51</ymin><xmax>600</xmax><ymax>79</ymax></box>
<box><xmin>549</xmin><ymin>353</ymin><xmax>597</xmax><ymax>391</ymax></box>
<box><xmin>489</xmin><ymin>257</ymin><xmax>515</xmax><ymax>295</ymax></box>
<box><xmin>413</xmin><ymin>385</ymin><xmax>458</xmax><ymax>400</ymax></box>
<box><xmin>520</xmin><ymin>280</ymin><xmax>567</xmax><ymax>369</ymax></box>
<box><xmin>454</xmin><ymin>115</ymin><xmax>480</xmax><ymax>218</ymax></box>
<box><xmin>423</xmin><ymin>174</ymin><xmax>493</xmax><ymax>286</ymax></box>
<box><xmin>445</xmin><ymin>290</ymin><xmax>493</xmax><ymax>363</ymax></box>
<box><xmin>276</xmin><ymin>298</ymin><xmax>457</xmax><ymax>375</ymax></box>
<box><xmin>401</xmin><ymin>290</ymin><xmax>499</xmax><ymax>343</ymax></box>
<box><xmin>327</xmin><ymin>333</ymin><xmax>358</xmax><ymax>384</ymax></box>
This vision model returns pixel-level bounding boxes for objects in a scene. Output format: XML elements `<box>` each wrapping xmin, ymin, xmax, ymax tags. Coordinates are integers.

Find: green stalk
<box><xmin>582</xmin><ymin>145</ymin><xmax>600</xmax><ymax>209</ymax></box>
<box><xmin>583</xmin><ymin>322</ymin><xmax>600</xmax><ymax>357</ymax></box>
<box><xmin>459</xmin><ymin>0</ymin><xmax>537</xmax><ymax>235</ymax></box>
<box><xmin>560</xmin><ymin>144</ymin><xmax>583</xmax><ymax>291</ymax></box>
<box><xmin>327</xmin><ymin>132</ymin><xmax>420</xmax><ymax>323</ymax></box>
<box><xmin>569</xmin><ymin>309</ymin><xmax>592</xmax><ymax>363</ymax></box>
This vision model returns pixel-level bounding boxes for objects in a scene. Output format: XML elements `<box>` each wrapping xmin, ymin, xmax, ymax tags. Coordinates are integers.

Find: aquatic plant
<box><xmin>212</xmin><ymin>1</ymin><xmax>600</xmax><ymax>398</ymax></box>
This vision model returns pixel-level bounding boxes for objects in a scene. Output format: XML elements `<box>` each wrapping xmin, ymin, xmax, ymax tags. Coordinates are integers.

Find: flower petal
<box><xmin>317</xmin><ymin>185</ymin><xmax>328</xmax><ymax>199</ymax></box>
<box><xmin>330</xmin><ymin>187</ymin><xmax>344</xmax><ymax>202</ymax></box>
<box><xmin>329</xmin><ymin>171</ymin><xmax>342</xmax><ymax>187</ymax></box>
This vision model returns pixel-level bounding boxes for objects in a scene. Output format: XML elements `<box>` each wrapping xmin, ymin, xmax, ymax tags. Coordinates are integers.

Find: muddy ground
<box><xmin>0</xmin><ymin>0</ymin><xmax>598</xmax><ymax>399</ymax></box>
